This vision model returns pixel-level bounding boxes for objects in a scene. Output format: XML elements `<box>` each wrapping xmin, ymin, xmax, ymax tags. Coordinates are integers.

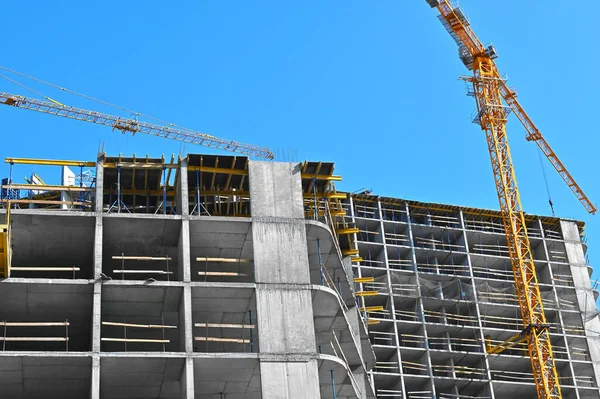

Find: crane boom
<box><xmin>0</xmin><ymin>92</ymin><xmax>274</xmax><ymax>159</ymax></box>
<box><xmin>498</xmin><ymin>82</ymin><xmax>596</xmax><ymax>214</ymax></box>
<box><xmin>426</xmin><ymin>1</ymin><xmax>566</xmax><ymax>398</ymax></box>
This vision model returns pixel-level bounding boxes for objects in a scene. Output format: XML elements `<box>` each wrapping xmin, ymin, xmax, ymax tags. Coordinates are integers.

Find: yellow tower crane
<box><xmin>425</xmin><ymin>1</ymin><xmax>595</xmax><ymax>398</ymax></box>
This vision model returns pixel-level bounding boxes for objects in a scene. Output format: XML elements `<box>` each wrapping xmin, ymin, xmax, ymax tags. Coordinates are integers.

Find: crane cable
<box><xmin>537</xmin><ymin>146</ymin><xmax>555</xmax><ymax>216</ymax></box>
<box><xmin>0</xmin><ymin>65</ymin><xmax>199</xmax><ymax>133</ymax></box>
<box><xmin>0</xmin><ymin>73</ymin><xmax>65</xmax><ymax>106</ymax></box>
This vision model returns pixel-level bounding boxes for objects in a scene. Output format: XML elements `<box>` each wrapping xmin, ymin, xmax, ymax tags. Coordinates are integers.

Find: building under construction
<box><xmin>0</xmin><ymin>154</ymin><xmax>598</xmax><ymax>399</ymax></box>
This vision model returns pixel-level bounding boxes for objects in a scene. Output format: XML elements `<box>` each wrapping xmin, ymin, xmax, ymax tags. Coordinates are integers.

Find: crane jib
<box><xmin>0</xmin><ymin>92</ymin><xmax>275</xmax><ymax>160</ymax></box>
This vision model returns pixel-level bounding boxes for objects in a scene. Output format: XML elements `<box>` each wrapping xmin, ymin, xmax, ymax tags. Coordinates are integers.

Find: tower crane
<box><xmin>0</xmin><ymin>92</ymin><xmax>274</xmax><ymax>159</ymax></box>
<box><xmin>425</xmin><ymin>1</ymin><xmax>595</xmax><ymax>398</ymax></box>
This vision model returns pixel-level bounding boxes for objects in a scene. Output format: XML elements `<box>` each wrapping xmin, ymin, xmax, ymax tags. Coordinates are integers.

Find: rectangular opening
<box><xmin>10</xmin><ymin>213</ymin><xmax>95</xmax><ymax>279</ymax></box>
<box><xmin>102</xmin><ymin>217</ymin><xmax>182</xmax><ymax>281</ymax></box>
<box><xmin>101</xmin><ymin>285</ymin><xmax>184</xmax><ymax>352</ymax></box>
<box><xmin>0</xmin><ymin>282</ymin><xmax>93</xmax><ymax>351</ymax></box>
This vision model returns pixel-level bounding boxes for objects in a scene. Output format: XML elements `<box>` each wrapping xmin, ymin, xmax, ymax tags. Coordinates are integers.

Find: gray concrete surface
<box><xmin>0</xmin><ymin>155</ymin><xmax>375</xmax><ymax>399</ymax></box>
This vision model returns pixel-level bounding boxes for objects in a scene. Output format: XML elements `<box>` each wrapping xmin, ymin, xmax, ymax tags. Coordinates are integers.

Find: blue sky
<box><xmin>2</xmin><ymin>1</ymin><xmax>599</xmax><ymax>287</ymax></box>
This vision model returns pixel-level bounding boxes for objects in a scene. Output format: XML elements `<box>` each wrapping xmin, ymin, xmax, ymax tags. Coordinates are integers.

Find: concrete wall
<box><xmin>249</xmin><ymin>161</ymin><xmax>320</xmax><ymax>398</ymax></box>
<box><xmin>0</xmin><ymin>156</ymin><xmax>370</xmax><ymax>399</ymax></box>
<box><xmin>561</xmin><ymin>220</ymin><xmax>600</xmax><ymax>386</ymax></box>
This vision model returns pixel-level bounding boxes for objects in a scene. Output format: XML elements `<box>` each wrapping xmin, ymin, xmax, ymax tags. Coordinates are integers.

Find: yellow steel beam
<box><xmin>337</xmin><ymin>227</ymin><xmax>359</xmax><ymax>235</ymax></box>
<box><xmin>1</xmin><ymin>199</ymin><xmax>88</xmax><ymax>206</ymax></box>
<box><xmin>355</xmin><ymin>291</ymin><xmax>378</xmax><ymax>297</ymax></box>
<box><xmin>342</xmin><ymin>249</ymin><xmax>360</xmax><ymax>256</ymax></box>
<box><xmin>367</xmin><ymin>319</ymin><xmax>380</xmax><ymax>325</ymax></box>
<box><xmin>303</xmin><ymin>193</ymin><xmax>347</xmax><ymax>199</ymax></box>
<box><xmin>108</xmin><ymin>189</ymin><xmax>177</xmax><ymax>196</ymax></box>
<box><xmin>351</xmin><ymin>257</ymin><xmax>363</xmax><ymax>263</ymax></box>
<box><xmin>0</xmin><ymin>207</ymin><xmax>11</xmax><ymax>278</ymax></box>
<box><xmin>360</xmin><ymin>306</ymin><xmax>384</xmax><ymax>313</ymax></box>
<box><xmin>301</xmin><ymin>174</ymin><xmax>342</xmax><ymax>181</ymax></box>
<box><xmin>486</xmin><ymin>333</ymin><xmax>528</xmax><ymax>355</ymax></box>
<box><xmin>104</xmin><ymin>162</ymin><xmax>177</xmax><ymax>169</ymax></box>
<box><xmin>2</xmin><ymin>184</ymin><xmax>94</xmax><ymax>192</ymax></box>
<box><xmin>354</xmin><ymin>277</ymin><xmax>374</xmax><ymax>283</ymax></box>
<box><xmin>187</xmin><ymin>166</ymin><xmax>248</xmax><ymax>175</ymax></box>
<box><xmin>5</xmin><ymin>158</ymin><xmax>95</xmax><ymax>167</ymax></box>
<box><xmin>187</xmin><ymin>191</ymin><xmax>250</xmax><ymax>197</ymax></box>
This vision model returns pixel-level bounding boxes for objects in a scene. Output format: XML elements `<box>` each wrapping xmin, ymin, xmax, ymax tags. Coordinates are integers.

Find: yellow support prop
<box><xmin>301</xmin><ymin>174</ymin><xmax>342</xmax><ymax>181</ymax></box>
<box><xmin>337</xmin><ymin>227</ymin><xmax>359</xmax><ymax>235</ymax></box>
<box><xmin>355</xmin><ymin>291</ymin><xmax>378</xmax><ymax>297</ymax></box>
<box><xmin>0</xmin><ymin>207</ymin><xmax>11</xmax><ymax>278</ymax></box>
<box><xmin>360</xmin><ymin>306</ymin><xmax>384</xmax><ymax>313</ymax></box>
<box><xmin>5</xmin><ymin>158</ymin><xmax>95</xmax><ymax>167</ymax></box>
<box><xmin>354</xmin><ymin>277</ymin><xmax>374</xmax><ymax>283</ymax></box>
<box><xmin>302</xmin><ymin>193</ymin><xmax>347</xmax><ymax>199</ymax></box>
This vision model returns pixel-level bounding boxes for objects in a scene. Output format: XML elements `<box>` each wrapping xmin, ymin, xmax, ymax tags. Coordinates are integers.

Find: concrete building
<box><xmin>345</xmin><ymin>194</ymin><xmax>600</xmax><ymax>399</ymax></box>
<box><xmin>0</xmin><ymin>153</ymin><xmax>598</xmax><ymax>399</ymax></box>
<box><xmin>0</xmin><ymin>154</ymin><xmax>375</xmax><ymax>399</ymax></box>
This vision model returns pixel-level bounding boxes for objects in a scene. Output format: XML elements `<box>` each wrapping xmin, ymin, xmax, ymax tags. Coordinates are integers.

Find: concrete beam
<box><xmin>248</xmin><ymin>161</ymin><xmax>304</xmax><ymax>219</ymax></box>
<box><xmin>95</xmin><ymin>154</ymin><xmax>104</xmax><ymax>213</ymax></box>
<box><xmin>177</xmin><ymin>158</ymin><xmax>189</xmax><ymax>216</ymax></box>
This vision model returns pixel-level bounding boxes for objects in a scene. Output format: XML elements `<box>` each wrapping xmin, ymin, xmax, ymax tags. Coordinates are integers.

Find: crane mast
<box><xmin>426</xmin><ymin>1</ymin><xmax>566</xmax><ymax>398</ymax></box>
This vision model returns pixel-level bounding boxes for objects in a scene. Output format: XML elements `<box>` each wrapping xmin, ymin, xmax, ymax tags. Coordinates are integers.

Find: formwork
<box><xmin>0</xmin><ymin>155</ymin><xmax>598</xmax><ymax>399</ymax></box>
<box><xmin>342</xmin><ymin>195</ymin><xmax>600</xmax><ymax>399</ymax></box>
<box><xmin>0</xmin><ymin>154</ymin><xmax>375</xmax><ymax>399</ymax></box>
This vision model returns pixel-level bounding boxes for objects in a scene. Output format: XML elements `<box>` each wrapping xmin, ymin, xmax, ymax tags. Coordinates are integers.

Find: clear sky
<box><xmin>2</xmin><ymin>1</ymin><xmax>599</xmax><ymax>294</ymax></box>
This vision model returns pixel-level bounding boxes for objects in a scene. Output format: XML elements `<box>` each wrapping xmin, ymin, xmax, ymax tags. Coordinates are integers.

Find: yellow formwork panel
<box><xmin>355</xmin><ymin>291</ymin><xmax>378</xmax><ymax>297</ymax></box>
<box><xmin>337</xmin><ymin>227</ymin><xmax>359</xmax><ymax>235</ymax></box>
<box><xmin>0</xmin><ymin>223</ymin><xmax>9</xmax><ymax>278</ymax></box>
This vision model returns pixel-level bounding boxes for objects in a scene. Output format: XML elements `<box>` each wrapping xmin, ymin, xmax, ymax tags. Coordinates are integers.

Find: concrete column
<box><xmin>181</xmin><ymin>285</ymin><xmax>194</xmax><ymax>354</ymax></box>
<box><xmin>377</xmin><ymin>199</ymin><xmax>407</xmax><ymax>398</ymax></box>
<box><xmin>179</xmin><ymin>220</ymin><xmax>191</xmax><ymax>282</ymax></box>
<box><xmin>459</xmin><ymin>210</ymin><xmax>495</xmax><ymax>399</ymax></box>
<box><xmin>561</xmin><ymin>220</ymin><xmax>600</xmax><ymax>387</ymax></box>
<box><xmin>180</xmin><ymin>357</ymin><xmax>195</xmax><ymax>399</ymax></box>
<box><xmin>249</xmin><ymin>161</ymin><xmax>320</xmax><ymax>399</ymax></box>
<box><xmin>92</xmin><ymin>283</ymin><xmax>102</xmax><ymax>353</ymax></box>
<box><xmin>92</xmin><ymin>216</ymin><xmax>103</xmax><ymax>353</ymax></box>
<box><xmin>404</xmin><ymin>202</ymin><xmax>437</xmax><ymax>399</ymax></box>
<box><xmin>177</xmin><ymin>157</ymin><xmax>189</xmax><ymax>216</ymax></box>
<box><xmin>93</xmin><ymin>217</ymin><xmax>103</xmax><ymax>280</ymax></box>
<box><xmin>94</xmin><ymin>153</ymin><xmax>104</xmax><ymax>213</ymax></box>
<box><xmin>91</xmin><ymin>355</ymin><xmax>100</xmax><ymax>399</ymax></box>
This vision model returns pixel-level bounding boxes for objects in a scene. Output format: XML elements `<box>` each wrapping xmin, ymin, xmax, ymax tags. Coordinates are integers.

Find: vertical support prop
<box><xmin>317</xmin><ymin>238</ymin><xmax>324</xmax><ymax>286</ymax></box>
<box><xmin>117</xmin><ymin>165</ymin><xmax>122</xmax><ymax>213</ymax></box>
<box><xmin>195</xmin><ymin>169</ymin><xmax>200</xmax><ymax>216</ymax></box>
<box><xmin>249</xmin><ymin>310</ymin><xmax>254</xmax><ymax>353</ymax></box>
<box><xmin>312</xmin><ymin>178</ymin><xmax>317</xmax><ymax>221</ymax></box>
<box><xmin>162</xmin><ymin>165</ymin><xmax>167</xmax><ymax>215</ymax></box>
<box><xmin>330</xmin><ymin>369</ymin><xmax>337</xmax><ymax>399</ymax></box>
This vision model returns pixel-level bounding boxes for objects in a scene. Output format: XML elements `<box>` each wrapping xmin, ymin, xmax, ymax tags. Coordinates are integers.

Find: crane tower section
<box><xmin>426</xmin><ymin>1</ymin><xmax>562</xmax><ymax>398</ymax></box>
